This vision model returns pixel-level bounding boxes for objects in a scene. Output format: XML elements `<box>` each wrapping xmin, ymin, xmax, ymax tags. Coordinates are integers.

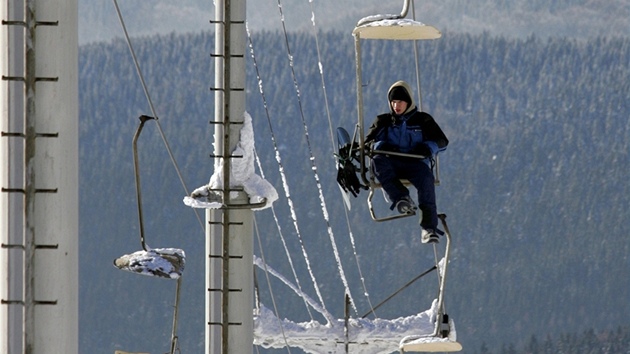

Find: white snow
<box><xmin>181</xmin><ymin>109</ymin><xmax>459</xmax><ymax>352</ymax></box>
<box><xmin>183</xmin><ymin>111</ymin><xmax>278</xmax><ymax>210</ymax></box>
<box><xmin>253</xmin><ymin>256</ymin><xmax>460</xmax><ymax>353</ymax></box>
<box><xmin>254</xmin><ymin>299</ymin><xmax>459</xmax><ymax>354</ymax></box>
<box><xmin>353</xmin><ymin>15</ymin><xmax>441</xmax><ymax>41</ymax></box>
<box><xmin>113</xmin><ymin>248</ymin><xmax>185</xmax><ymax>279</ymax></box>
<box><xmin>357</xmin><ymin>16</ymin><xmax>427</xmax><ymax>28</ymax></box>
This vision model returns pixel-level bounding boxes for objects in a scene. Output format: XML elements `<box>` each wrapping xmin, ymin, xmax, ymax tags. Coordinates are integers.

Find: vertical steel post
<box><xmin>207</xmin><ymin>0</ymin><xmax>251</xmax><ymax>353</ymax></box>
<box><xmin>23</xmin><ymin>2</ymin><xmax>37</xmax><ymax>352</ymax></box>
<box><xmin>1</xmin><ymin>0</ymin><xmax>78</xmax><ymax>353</ymax></box>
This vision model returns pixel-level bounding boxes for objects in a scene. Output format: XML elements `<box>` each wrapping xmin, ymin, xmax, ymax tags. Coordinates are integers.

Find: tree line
<box><xmin>78</xmin><ymin>29</ymin><xmax>629</xmax><ymax>353</ymax></box>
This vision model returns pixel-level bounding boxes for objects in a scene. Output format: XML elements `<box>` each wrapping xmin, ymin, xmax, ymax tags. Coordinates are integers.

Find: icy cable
<box><xmin>307</xmin><ymin>0</ymin><xmax>377</xmax><ymax>318</ymax></box>
<box><xmin>246</xmin><ymin>23</ymin><xmax>325</xmax><ymax>321</ymax></box>
<box><xmin>253</xmin><ymin>255</ymin><xmax>334</xmax><ymax>324</ymax></box>
<box><xmin>410</xmin><ymin>0</ymin><xmax>425</xmax><ymax>111</ymax></box>
<box><xmin>253</xmin><ymin>218</ymin><xmax>293</xmax><ymax>353</ymax></box>
<box><xmin>253</xmin><ymin>147</ymin><xmax>315</xmax><ymax>321</ymax></box>
<box><xmin>306</xmin><ymin>0</ymin><xmax>335</xmax><ymax>149</ymax></box>
<box><xmin>111</xmin><ymin>0</ymin><xmax>204</xmax><ymax>232</ymax></box>
<box><xmin>275</xmin><ymin>0</ymin><xmax>357</xmax><ymax>315</ymax></box>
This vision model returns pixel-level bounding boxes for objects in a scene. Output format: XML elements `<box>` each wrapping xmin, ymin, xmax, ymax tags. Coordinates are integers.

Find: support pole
<box><xmin>433</xmin><ymin>214</ymin><xmax>453</xmax><ymax>337</ymax></box>
<box><xmin>1</xmin><ymin>0</ymin><xmax>78</xmax><ymax>353</ymax></box>
<box><xmin>207</xmin><ymin>0</ymin><xmax>251</xmax><ymax>353</ymax></box>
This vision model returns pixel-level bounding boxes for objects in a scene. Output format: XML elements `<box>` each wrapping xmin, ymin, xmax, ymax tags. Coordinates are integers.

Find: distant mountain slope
<box><xmin>80</xmin><ymin>0</ymin><xmax>630</xmax><ymax>44</ymax></box>
<box><xmin>78</xmin><ymin>30</ymin><xmax>630</xmax><ymax>353</ymax></box>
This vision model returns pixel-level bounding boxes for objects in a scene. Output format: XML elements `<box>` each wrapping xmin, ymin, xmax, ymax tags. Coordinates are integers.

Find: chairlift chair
<box><xmin>336</xmin><ymin>3</ymin><xmax>462</xmax><ymax>351</ymax></box>
<box><xmin>112</xmin><ymin>115</ymin><xmax>185</xmax><ymax>354</ymax></box>
<box><xmin>337</xmin><ymin>0</ymin><xmax>442</xmax><ymax>222</ymax></box>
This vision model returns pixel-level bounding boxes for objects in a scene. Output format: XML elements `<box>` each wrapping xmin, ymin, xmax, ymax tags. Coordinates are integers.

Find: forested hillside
<box><xmin>79</xmin><ymin>0</ymin><xmax>630</xmax><ymax>44</ymax></box>
<box><xmin>78</xmin><ymin>30</ymin><xmax>629</xmax><ymax>353</ymax></box>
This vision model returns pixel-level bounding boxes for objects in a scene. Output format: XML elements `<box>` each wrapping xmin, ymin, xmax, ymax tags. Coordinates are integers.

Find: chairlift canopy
<box><xmin>353</xmin><ymin>18</ymin><xmax>441</xmax><ymax>40</ymax></box>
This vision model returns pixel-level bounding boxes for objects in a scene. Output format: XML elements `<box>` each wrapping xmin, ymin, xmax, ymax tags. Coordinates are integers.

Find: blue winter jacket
<box><xmin>365</xmin><ymin>82</ymin><xmax>448</xmax><ymax>157</ymax></box>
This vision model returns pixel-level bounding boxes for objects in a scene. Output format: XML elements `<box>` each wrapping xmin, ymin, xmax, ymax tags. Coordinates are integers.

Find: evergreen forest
<box><xmin>78</xmin><ymin>30</ymin><xmax>630</xmax><ymax>353</ymax></box>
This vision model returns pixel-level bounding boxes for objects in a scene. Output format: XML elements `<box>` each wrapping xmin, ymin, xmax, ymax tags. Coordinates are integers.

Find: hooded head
<box><xmin>387</xmin><ymin>81</ymin><xmax>416</xmax><ymax>116</ymax></box>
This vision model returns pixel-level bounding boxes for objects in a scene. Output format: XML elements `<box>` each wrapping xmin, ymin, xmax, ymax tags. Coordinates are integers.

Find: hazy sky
<box><xmin>82</xmin><ymin>0</ymin><xmax>628</xmax><ymax>44</ymax></box>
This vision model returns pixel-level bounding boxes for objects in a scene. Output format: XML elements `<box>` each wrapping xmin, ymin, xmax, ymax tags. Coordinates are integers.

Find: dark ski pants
<box><xmin>372</xmin><ymin>154</ymin><xmax>438</xmax><ymax>229</ymax></box>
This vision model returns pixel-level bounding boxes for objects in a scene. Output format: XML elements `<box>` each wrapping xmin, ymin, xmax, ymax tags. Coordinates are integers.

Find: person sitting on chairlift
<box><xmin>365</xmin><ymin>80</ymin><xmax>449</xmax><ymax>243</ymax></box>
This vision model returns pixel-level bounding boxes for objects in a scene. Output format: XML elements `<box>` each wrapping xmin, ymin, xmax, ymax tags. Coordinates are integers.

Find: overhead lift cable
<box><xmin>112</xmin><ymin>0</ymin><xmax>204</xmax><ymax>232</ymax></box>
<box><xmin>275</xmin><ymin>0</ymin><xmax>358</xmax><ymax>316</ymax></box>
<box><xmin>305</xmin><ymin>0</ymin><xmax>378</xmax><ymax>319</ymax></box>
<box><xmin>253</xmin><ymin>216</ymin><xmax>293</xmax><ymax>353</ymax></box>
<box><xmin>110</xmin><ymin>3</ymin><xmax>202</xmax><ymax>352</ymax></box>
<box><xmin>246</xmin><ymin>23</ymin><xmax>325</xmax><ymax>321</ymax></box>
<box><xmin>408</xmin><ymin>0</ymin><xmax>447</xmax><ymax>311</ymax></box>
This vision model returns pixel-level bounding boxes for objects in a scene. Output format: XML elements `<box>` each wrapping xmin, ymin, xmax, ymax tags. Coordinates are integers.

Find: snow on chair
<box><xmin>337</xmin><ymin>0</ymin><xmax>445</xmax><ymax>222</ymax></box>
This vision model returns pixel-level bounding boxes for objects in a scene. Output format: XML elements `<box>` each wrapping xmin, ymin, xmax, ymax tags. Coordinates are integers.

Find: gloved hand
<box><xmin>336</xmin><ymin>160</ymin><xmax>363</xmax><ymax>197</ymax></box>
<box><xmin>413</xmin><ymin>143</ymin><xmax>432</xmax><ymax>158</ymax></box>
